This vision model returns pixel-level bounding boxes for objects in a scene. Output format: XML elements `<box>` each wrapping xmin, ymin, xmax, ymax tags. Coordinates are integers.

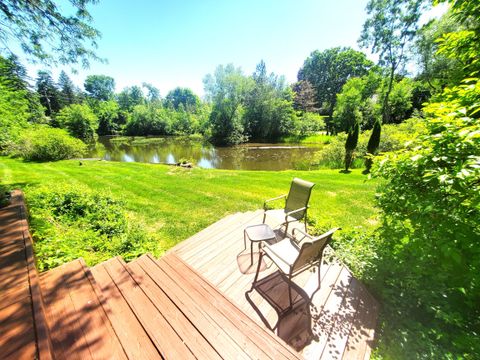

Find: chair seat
<box><xmin>264</xmin><ymin>209</ymin><xmax>299</xmax><ymax>226</ymax></box>
<box><xmin>263</xmin><ymin>238</ymin><xmax>300</xmax><ymax>275</ymax></box>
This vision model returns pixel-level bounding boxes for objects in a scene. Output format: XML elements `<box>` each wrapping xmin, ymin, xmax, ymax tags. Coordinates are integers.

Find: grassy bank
<box><xmin>0</xmin><ymin>157</ymin><xmax>378</xmax><ymax>267</ymax></box>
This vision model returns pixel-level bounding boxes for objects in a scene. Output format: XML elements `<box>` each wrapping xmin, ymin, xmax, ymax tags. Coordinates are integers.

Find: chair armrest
<box><xmin>263</xmin><ymin>242</ymin><xmax>294</xmax><ymax>269</ymax></box>
<box><xmin>293</xmin><ymin>227</ymin><xmax>341</xmax><ymax>245</ymax></box>
<box><xmin>285</xmin><ymin>206</ymin><xmax>307</xmax><ymax>220</ymax></box>
<box><xmin>292</xmin><ymin>227</ymin><xmax>313</xmax><ymax>241</ymax></box>
<box><xmin>263</xmin><ymin>194</ymin><xmax>286</xmax><ymax>210</ymax></box>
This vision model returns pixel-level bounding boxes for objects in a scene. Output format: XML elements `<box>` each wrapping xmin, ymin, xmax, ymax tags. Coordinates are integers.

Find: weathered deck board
<box><xmin>0</xmin><ymin>191</ymin><xmax>53</xmax><ymax>360</ymax></box>
<box><xmin>171</xmin><ymin>211</ymin><xmax>379</xmax><ymax>360</ymax></box>
<box><xmin>40</xmin><ymin>259</ymin><xmax>127</xmax><ymax>359</ymax></box>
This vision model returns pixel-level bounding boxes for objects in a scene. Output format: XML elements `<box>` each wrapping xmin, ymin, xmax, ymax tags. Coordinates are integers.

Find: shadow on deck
<box><xmin>171</xmin><ymin>210</ymin><xmax>379</xmax><ymax>360</ymax></box>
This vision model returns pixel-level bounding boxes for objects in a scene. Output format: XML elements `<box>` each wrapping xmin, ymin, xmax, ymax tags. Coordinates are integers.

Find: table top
<box><xmin>244</xmin><ymin>224</ymin><xmax>276</xmax><ymax>242</ymax></box>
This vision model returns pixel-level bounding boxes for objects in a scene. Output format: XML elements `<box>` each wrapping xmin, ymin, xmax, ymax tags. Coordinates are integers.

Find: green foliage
<box><xmin>57</xmin><ymin>71</ymin><xmax>79</xmax><ymax>107</ymax></box>
<box><xmin>415</xmin><ymin>10</ymin><xmax>465</xmax><ymax>91</ymax></box>
<box><xmin>0</xmin><ymin>0</ymin><xmax>101</xmax><ymax>67</ymax></box>
<box><xmin>294</xmin><ymin>112</ymin><xmax>325</xmax><ymax>136</ymax></box>
<box><xmin>9</xmin><ymin>126</ymin><xmax>86</xmax><ymax>161</ymax></box>
<box><xmin>0</xmin><ymin>82</ymin><xmax>31</xmax><ymax>149</ymax></box>
<box><xmin>313</xmin><ymin>118</ymin><xmax>425</xmax><ymax>169</ymax></box>
<box><xmin>165</xmin><ymin>87</ymin><xmax>200</xmax><ymax>112</ymax></box>
<box><xmin>360</xmin><ymin>0</ymin><xmax>425</xmax><ymax>123</ymax></box>
<box><xmin>387</xmin><ymin>78</ymin><xmax>414</xmax><ymax>123</ymax></box>
<box><xmin>243</xmin><ymin>61</ymin><xmax>296</xmax><ymax>141</ymax></box>
<box><xmin>117</xmin><ymin>86</ymin><xmax>145</xmax><ymax>111</ymax></box>
<box><xmin>96</xmin><ymin>100</ymin><xmax>122</xmax><ymax>135</ymax></box>
<box><xmin>27</xmin><ymin>185</ymin><xmax>155</xmax><ymax>271</ymax></box>
<box><xmin>125</xmin><ymin>104</ymin><xmax>170</xmax><ymax>136</ymax></box>
<box><xmin>203</xmin><ymin>64</ymin><xmax>253</xmax><ymax>145</ymax></box>
<box><xmin>333</xmin><ymin>73</ymin><xmax>382</xmax><ymax>132</ymax></box>
<box><xmin>344</xmin><ymin>121</ymin><xmax>359</xmax><ymax>171</ymax></box>
<box><xmin>365</xmin><ymin>119</ymin><xmax>382</xmax><ymax>172</ymax></box>
<box><xmin>36</xmin><ymin>70</ymin><xmax>61</xmax><ymax>116</ymax></box>
<box><xmin>56</xmin><ymin>104</ymin><xmax>98</xmax><ymax>142</ymax></box>
<box><xmin>298</xmin><ymin>47</ymin><xmax>374</xmax><ymax>129</ymax></box>
<box><xmin>84</xmin><ymin>75</ymin><xmax>115</xmax><ymax>101</ymax></box>
<box><xmin>333</xmin><ymin>78</ymin><xmax>365</xmax><ymax>133</ymax></box>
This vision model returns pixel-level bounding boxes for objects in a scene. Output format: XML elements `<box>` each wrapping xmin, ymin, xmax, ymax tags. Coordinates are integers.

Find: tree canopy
<box><xmin>0</xmin><ymin>0</ymin><xmax>101</xmax><ymax>67</ymax></box>
<box><xmin>298</xmin><ymin>47</ymin><xmax>374</xmax><ymax>132</ymax></box>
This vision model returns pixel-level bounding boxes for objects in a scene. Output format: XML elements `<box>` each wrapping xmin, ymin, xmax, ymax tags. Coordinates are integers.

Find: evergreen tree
<box><xmin>344</xmin><ymin>121</ymin><xmax>360</xmax><ymax>171</ymax></box>
<box><xmin>36</xmin><ymin>70</ymin><xmax>61</xmax><ymax>117</ymax></box>
<box><xmin>292</xmin><ymin>80</ymin><xmax>318</xmax><ymax>112</ymax></box>
<box><xmin>365</xmin><ymin>119</ymin><xmax>382</xmax><ymax>173</ymax></box>
<box><xmin>57</xmin><ymin>71</ymin><xmax>77</xmax><ymax>108</ymax></box>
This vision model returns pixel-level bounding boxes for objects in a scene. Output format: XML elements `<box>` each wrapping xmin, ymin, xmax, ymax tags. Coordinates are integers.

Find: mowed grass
<box><xmin>0</xmin><ymin>157</ymin><xmax>379</xmax><ymax>253</ymax></box>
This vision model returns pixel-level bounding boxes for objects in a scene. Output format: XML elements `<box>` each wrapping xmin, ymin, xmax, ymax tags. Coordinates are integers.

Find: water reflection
<box><xmin>88</xmin><ymin>136</ymin><xmax>320</xmax><ymax>171</ymax></box>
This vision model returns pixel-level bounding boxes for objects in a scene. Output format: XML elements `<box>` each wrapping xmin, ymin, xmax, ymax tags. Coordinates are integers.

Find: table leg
<box><xmin>250</xmin><ymin>240</ymin><xmax>254</xmax><ymax>265</ymax></box>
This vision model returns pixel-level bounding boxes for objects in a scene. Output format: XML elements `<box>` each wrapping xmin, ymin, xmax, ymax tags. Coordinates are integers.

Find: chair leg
<box><xmin>251</xmin><ymin>250</ymin><xmax>264</xmax><ymax>289</ymax></box>
<box><xmin>262</xmin><ymin>212</ymin><xmax>266</xmax><ymax>224</ymax></box>
<box><xmin>288</xmin><ymin>274</ymin><xmax>293</xmax><ymax>308</ymax></box>
<box><xmin>284</xmin><ymin>222</ymin><xmax>289</xmax><ymax>236</ymax></box>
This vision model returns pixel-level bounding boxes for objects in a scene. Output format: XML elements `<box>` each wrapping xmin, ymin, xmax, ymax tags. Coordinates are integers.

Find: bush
<box><xmin>370</xmin><ymin>79</ymin><xmax>480</xmax><ymax>358</ymax></box>
<box><xmin>312</xmin><ymin>118</ymin><xmax>426</xmax><ymax>169</ymax></box>
<box><xmin>295</xmin><ymin>112</ymin><xmax>325</xmax><ymax>136</ymax></box>
<box><xmin>27</xmin><ymin>185</ymin><xmax>157</xmax><ymax>271</ymax></box>
<box><xmin>9</xmin><ymin>126</ymin><xmax>86</xmax><ymax>161</ymax></box>
<box><xmin>56</xmin><ymin>104</ymin><xmax>98</xmax><ymax>142</ymax></box>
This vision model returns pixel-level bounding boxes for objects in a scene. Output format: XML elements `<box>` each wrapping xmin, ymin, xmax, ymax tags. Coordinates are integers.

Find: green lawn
<box><xmin>0</xmin><ymin>156</ymin><xmax>378</xmax><ymax>259</ymax></box>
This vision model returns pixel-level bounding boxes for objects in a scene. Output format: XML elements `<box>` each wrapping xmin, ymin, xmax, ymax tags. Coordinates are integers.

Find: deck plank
<box><xmin>161</xmin><ymin>253</ymin><xmax>302</xmax><ymax>360</ymax></box>
<box><xmin>90</xmin><ymin>262</ymin><xmax>162</xmax><ymax>359</ymax></box>
<box><xmin>126</xmin><ymin>259</ymin><xmax>222</xmax><ymax>360</ymax></box>
<box><xmin>102</xmin><ymin>257</ymin><xmax>196</xmax><ymax>359</ymax></box>
<box><xmin>135</xmin><ymin>255</ymin><xmax>253</xmax><ymax>360</ymax></box>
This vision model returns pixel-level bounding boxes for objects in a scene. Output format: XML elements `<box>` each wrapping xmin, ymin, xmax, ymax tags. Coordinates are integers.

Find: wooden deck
<box><xmin>0</xmin><ymin>191</ymin><xmax>378</xmax><ymax>359</ymax></box>
<box><xmin>171</xmin><ymin>210</ymin><xmax>379</xmax><ymax>360</ymax></box>
<box><xmin>0</xmin><ymin>192</ymin><xmax>302</xmax><ymax>359</ymax></box>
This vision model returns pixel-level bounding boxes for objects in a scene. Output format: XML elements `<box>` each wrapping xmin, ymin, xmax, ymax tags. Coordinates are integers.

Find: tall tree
<box><xmin>142</xmin><ymin>83</ymin><xmax>161</xmax><ymax>103</ymax></box>
<box><xmin>359</xmin><ymin>0</ymin><xmax>425</xmax><ymax>123</ymax></box>
<box><xmin>203</xmin><ymin>64</ymin><xmax>253</xmax><ymax>145</ymax></box>
<box><xmin>244</xmin><ymin>60</ymin><xmax>295</xmax><ymax>141</ymax></box>
<box><xmin>298</xmin><ymin>47</ymin><xmax>374</xmax><ymax>133</ymax></box>
<box><xmin>36</xmin><ymin>70</ymin><xmax>61</xmax><ymax>116</ymax></box>
<box><xmin>0</xmin><ymin>0</ymin><xmax>101</xmax><ymax>67</ymax></box>
<box><xmin>292</xmin><ymin>80</ymin><xmax>318</xmax><ymax>113</ymax></box>
<box><xmin>415</xmin><ymin>11</ymin><xmax>464</xmax><ymax>91</ymax></box>
<box><xmin>117</xmin><ymin>86</ymin><xmax>145</xmax><ymax>111</ymax></box>
<box><xmin>57</xmin><ymin>71</ymin><xmax>77</xmax><ymax>107</ymax></box>
<box><xmin>165</xmin><ymin>87</ymin><xmax>200</xmax><ymax>112</ymax></box>
<box><xmin>84</xmin><ymin>75</ymin><xmax>115</xmax><ymax>101</ymax></box>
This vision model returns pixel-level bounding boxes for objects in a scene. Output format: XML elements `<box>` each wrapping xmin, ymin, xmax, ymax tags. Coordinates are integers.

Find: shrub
<box><xmin>295</xmin><ymin>112</ymin><xmax>325</xmax><ymax>136</ymax></box>
<box><xmin>27</xmin><ymin>185</ymin><xmax>156</xmax><ymax>271</ymax></box>
<box><xmin>56</xmin><ymin>104</ymin><xmax>98</xmax><ymax>143</ymax></box>
<box><xmin>9</xmin><ymin>126</ymin><xmax>86</xmax><ymax>161</ymax></box>
<box><xmin>370</xmin><ymin>79</ymin><xmax>480</xmax><ymax>358</ymax></box>
<box><xmin>344</xmin><ymin>121</ymin><xmax>359</xmax><ymax>171</ymax></box>
<box><xmin>365</xmin><ymin>119</ymin><xmax>381</xmax><ymax>172</ymax></box>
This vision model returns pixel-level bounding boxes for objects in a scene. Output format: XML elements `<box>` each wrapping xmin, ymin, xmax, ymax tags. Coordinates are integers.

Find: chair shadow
<box><xmin>245</xmin><ymin>271</ymin><xmax>317</xmax><ymax>351</ymax></box>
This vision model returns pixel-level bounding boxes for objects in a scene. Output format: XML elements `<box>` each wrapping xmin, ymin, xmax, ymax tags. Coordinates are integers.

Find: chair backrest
<box><xmin>291</xmin><ymin>228</ymin><xmax>339</xmax><ymax>274</ymax></box>
<box><xmin>285</xmin><ymin>178</ymin><xmax>315</xmax><ymax>220</ymax></box>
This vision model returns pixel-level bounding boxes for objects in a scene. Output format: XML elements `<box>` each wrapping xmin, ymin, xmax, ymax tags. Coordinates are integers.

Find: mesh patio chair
<box><xmin>252</xmin><ymin>227</ymin><xmax>341</xmax><ymax>306</ymax></box>
<box><xmin>263</xmin><ymin>178</ymin><xmax>315</xmax><ymax>235</ymax></box>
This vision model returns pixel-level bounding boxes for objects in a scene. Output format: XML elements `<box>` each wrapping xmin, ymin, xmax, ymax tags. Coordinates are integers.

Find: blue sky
<box><xmin>22</xmin><ymin>0</ymin><xmax>446</xmax><ymax>97</ymax></box>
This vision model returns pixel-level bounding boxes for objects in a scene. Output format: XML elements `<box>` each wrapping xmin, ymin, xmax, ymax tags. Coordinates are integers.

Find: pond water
<box><xmin>87</xmin><ymin>136</ymin><xmax>320</xmax><ymax>171</ymax></box>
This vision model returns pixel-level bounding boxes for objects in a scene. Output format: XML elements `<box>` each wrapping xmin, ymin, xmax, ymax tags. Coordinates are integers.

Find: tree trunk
<box><xmin>382</xmin><ymin>65</ymin><xmax>395</xmax><ymax>124</ymax></box>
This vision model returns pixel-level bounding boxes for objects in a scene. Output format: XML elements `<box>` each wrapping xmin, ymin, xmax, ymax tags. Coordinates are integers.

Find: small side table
<box><xmin>244</xmin><ymin>224</ymin><xmax>276</xmax><ymax>265</ymax></box>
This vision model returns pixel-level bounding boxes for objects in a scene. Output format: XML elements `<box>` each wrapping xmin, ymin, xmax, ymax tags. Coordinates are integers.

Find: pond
<box><xmin>87</xmin><ymin>136</ymin><xmax>321</xmax><ymax>171</ymax></box>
